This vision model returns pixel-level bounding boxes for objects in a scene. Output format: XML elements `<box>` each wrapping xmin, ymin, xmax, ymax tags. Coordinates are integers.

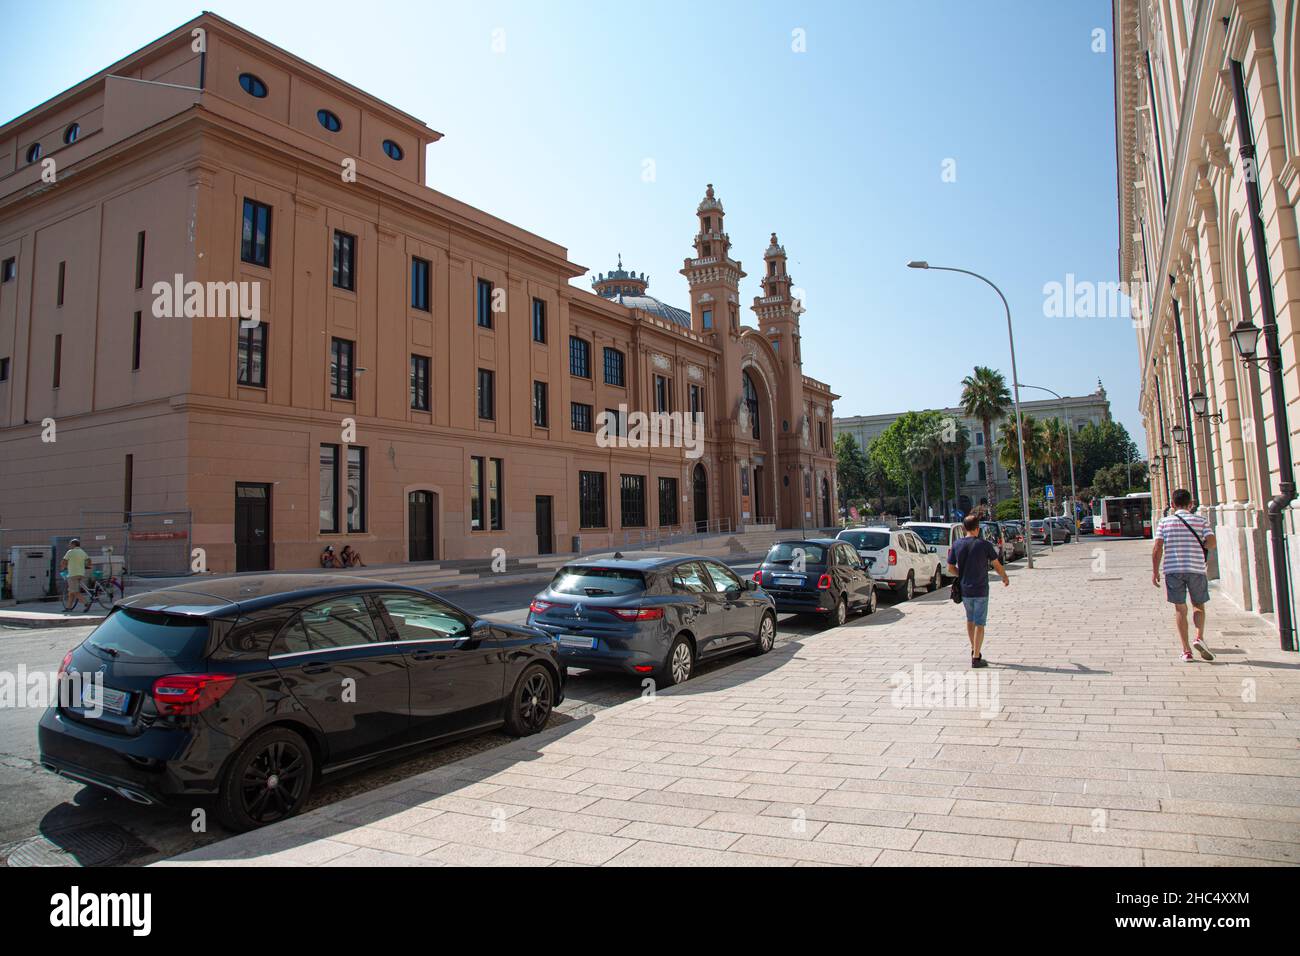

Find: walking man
<box><xmin>947</xmin><ymin>514</ymin><xmax>1010</xmax><ymax>668</ymax></box>
<box><xmin>1152</xmin><ymin>488</ymin><xmax>1216</xmax><ymax>662</ymax></box>
<box><xmin>60</xmin><ymin>537</ymin><xmax>92</xmax><ymax>613</ymax></box>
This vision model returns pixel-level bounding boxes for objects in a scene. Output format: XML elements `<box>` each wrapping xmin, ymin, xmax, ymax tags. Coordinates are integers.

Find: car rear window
<box><xmin>909</xmin><ymin>526</ymin><xmax>951</xmax><ymax>546</ymax></box>
<box><xmin>551</xmin><ymin>566</ymin><xmax>646</xmax><ymax>597</ymax></box>
<box><xmin>86</xmin><ymin>608</ymin><xmax>211</xmax><ymax>663</ymax></box>
<box><xmin>764</xmin><ymin>542</ymin><xmax>826</xmax><ymax>565</ymax></box>
<box><xmin>839</xmin><ymin>530</ymin><xmax>889</xmax><ymax>551</ymax></box>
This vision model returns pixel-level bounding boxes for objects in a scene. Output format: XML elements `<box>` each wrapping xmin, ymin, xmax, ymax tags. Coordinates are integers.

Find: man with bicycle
<box><xmin>61</xmin><ymin>538</ymin><xmax>93</xmax><ymax>613</ymax></box>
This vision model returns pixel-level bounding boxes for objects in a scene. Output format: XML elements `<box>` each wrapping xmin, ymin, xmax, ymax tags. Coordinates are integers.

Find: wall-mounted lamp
<box><xmin>1190</xmin><ymin>391</ymin><xmax>1226</xmax><ymax>425</ymax></box>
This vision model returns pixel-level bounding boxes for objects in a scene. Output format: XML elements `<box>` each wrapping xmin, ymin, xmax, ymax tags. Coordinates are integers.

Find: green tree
<box><xmin>867</xmin><ymin>410</ymin><xmax>945</xmax><ymax>504</ymax></box>
<box><xmin>834</xmin><ymin>433</ymin><xmax>869</xmax><ymax>502</ymax></box>
<box><xmin>960</xmin><ymin>366</ymin><xmax>1011</xmax><ymax>509</ymax></box>
<box><xmin>1093</xmin><ymin>460</ymin><xmax>1150</xmax><ymax>497</ymax></box>
<box><xmin>1074</xmin><ymin>420</ymin><xmax>1141</xmax><ymax>489</ymax></box>
<box><xmin>998</xmin><ymin>414</ymin><xmax>1046</xmax><ymax>503</ymax></box>
<box><xmin>1042</xmin><ymin>417</ymin><xmax>1069</xmax><ymax>514</ymax></box>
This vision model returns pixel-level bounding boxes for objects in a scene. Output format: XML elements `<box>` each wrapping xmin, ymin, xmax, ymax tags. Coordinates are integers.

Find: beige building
<box><xmin>834</xmin><ymin>387</ymin><xmax>1113</xmax><ymax>511</ymax></box>
<box><xmin>1115</xmin><ymin>0</ymin><xmax>1298</xmax><ymax>648</ymax></box>
<box><xmin>0</xmin><ymin>13</ymin><xmax>838</xmax><ymax>574</ymax></box>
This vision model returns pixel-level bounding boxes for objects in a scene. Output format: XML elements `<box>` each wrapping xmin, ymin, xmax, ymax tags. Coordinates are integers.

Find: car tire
<box><xmin>659</xmin><ymin>634</ymin><xmax>695</xmax><ymax>687</ymax></box>
<box><xmin>901</xmin><ymin>574</ymin><xmax>914</xmax><ymax>601</ymax></box>
<box><xmin>751</xmin><ymin>612</ymin><xmax>777</xmax><ymax>656</ymax></box>
<box><xmin>216</xmin><ymin>726</ymin><xmax>314</xmax><ymax>833</ymax></box>
<box><xmin>863</xmin><ymin>589</ymin><xmax>878</xmax><ymax>615</ymax></box>
<box><xmin>504</xmin><ymin>663</ymin><xmax>556</xmax><ymax>737</ymax></box>
<box><xmin>930</xmin><ymin>567</ymin><xmax>942</xmax><ymax>592</ymax></box>
<box><xmin>826</xmin><ymin>595</ymin><xmax>848</xmax><ymax>628</ymax></box>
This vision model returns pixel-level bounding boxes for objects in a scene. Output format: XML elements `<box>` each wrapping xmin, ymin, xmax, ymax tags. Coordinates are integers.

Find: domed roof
<box><xmin>606</xmin><ymin>292</ymin><xmax>691</xmax><ymax>327</ymax></box>
<box><xmin>592</xmin><ymin>254</ymin><xmax>691</xmax><ymax>327</ymax></box>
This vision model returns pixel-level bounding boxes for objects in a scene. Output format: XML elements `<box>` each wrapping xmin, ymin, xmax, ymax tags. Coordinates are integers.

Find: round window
<box><xmin>25</xmin><ymin>143</ymin><xmax>41</xmax><ymax>164</ymax></box>
<box><xmin>63</xmin><ymin>124</ymin><xmax>80</xmax><ymax>145</ymax></box>
<box><xmin>239</xmin><ymin>73</ymin><xmax>268</xmax><ymax>98</ymax></box>
<box><xmin>382</xmin><ymin>139</ymin><xmax>403</xmax><ymax>161</ymax></box>
<box><xmin>317</xmin><ymin>109</ymin><xmax>342</xmax><ymax>132</ymax></box>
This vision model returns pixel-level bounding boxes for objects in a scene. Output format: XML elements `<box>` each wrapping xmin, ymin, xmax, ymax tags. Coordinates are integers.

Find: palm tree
<box><xmin>928</xmin><ymin>421</ymin><xmax>949</xmax><ymax>521</ymax></box>
<box><xmin>1042</xmin><ymin>417</ymin><xmax>1069</xmax><ymax>515</ymax></box>
<box><xmin>998</xmin><ymin>414</ymin><xmax>1045</xmax><ymax>502</ymax></box>
<box><xmin>947</xmin><ymin>419</ymin><xmax>971</xmax><ymax>517</ymax></box>
<box><xmin>904</xmin><ymin>434</ymin><xmax>933</xmax><ymax>518</ymax></box>
<box><xmin>960</xmin><ymin>366</ymin><xmax>1011</xmax><ymax>510</ymax></box>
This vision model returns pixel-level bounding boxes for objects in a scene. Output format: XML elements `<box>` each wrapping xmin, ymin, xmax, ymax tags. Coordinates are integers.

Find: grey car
<box><xmin>1029</xmin><ymin>519</ymin><xmax>1070</xmax><ymax>545</ymax></box>
<box><xmin>526</xmin><ymin>551</ymin><xmax>777</xmax><ymax>686</ymax></box>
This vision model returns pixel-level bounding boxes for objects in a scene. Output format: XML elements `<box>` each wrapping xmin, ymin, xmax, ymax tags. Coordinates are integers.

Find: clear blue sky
<box><xmin>1</xmin><ymin>0</ymin><xmax>1142</xmax><ymax>443</ymax></box>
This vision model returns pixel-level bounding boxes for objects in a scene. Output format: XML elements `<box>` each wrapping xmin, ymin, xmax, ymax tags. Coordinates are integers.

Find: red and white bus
<box><xmin>1093</xmin><ymin>492</ymin><xmax>1153</xmax><ymax>538</ymax></box>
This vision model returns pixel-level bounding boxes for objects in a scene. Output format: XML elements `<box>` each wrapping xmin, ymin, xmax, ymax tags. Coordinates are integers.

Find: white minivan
<box><xmin>904</xmin><ymin>522</ymin><xmax>964</xmax><ymax>581</ymax></box>
<box><xmin>836</xmin><ymin>526</ymin><xmax>945</xmax><ymax>601</ymax></box>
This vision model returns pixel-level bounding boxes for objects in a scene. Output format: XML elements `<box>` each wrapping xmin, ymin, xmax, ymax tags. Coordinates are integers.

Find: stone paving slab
<box><xmin>161</xmin><ymin>539</ymin><xmax>1300</xmax><ymax>867</ymax></box>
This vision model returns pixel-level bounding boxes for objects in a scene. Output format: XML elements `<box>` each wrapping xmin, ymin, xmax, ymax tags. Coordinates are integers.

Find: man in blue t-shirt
<box><xmin>946</xmin><ymin>514</ymin><xmax>1010</xmax><ymax>668</ymax></box>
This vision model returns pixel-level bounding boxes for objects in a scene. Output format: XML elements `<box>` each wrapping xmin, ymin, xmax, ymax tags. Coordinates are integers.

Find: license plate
<box><xmin>774</xmin><ymin>574</ymin><xmax>804</xmax><ymax>586</ymax></box>
<box><xmin>558</xmin><ymin>635</ymin><xmax>597</xmax><ymax>650</ymax></box>
<box><xmin>81</xmin><ymin>683</ymin><xmax>130</xmax><ymax>715</ymax></box>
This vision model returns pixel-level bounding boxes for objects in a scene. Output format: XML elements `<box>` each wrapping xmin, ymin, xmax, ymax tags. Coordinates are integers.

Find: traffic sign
<box><xmin>1045</xmin><ymin>484</ymin><xmax>1055</xmax><ymax>500</ymax></box>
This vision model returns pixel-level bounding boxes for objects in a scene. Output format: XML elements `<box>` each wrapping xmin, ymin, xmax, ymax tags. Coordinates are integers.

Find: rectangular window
<box><xmin>347</xmin><ymin>447</ymin><xmax>366</xmax><ymax>532</ymax></box>
<box><xmin>532</xmin><ymin>298</ymin><xmax>546</xmax><ymax>343</ymax></box>
<box><xmin>620</xmin><ymin>474</ymin><xmax>646</xmax><ymax>528</ymax></box>
<box><xmin>52</xmin><ymin>334</ymin><xmax>62</xmax><ymax>388</ymax></box>
<box><xmin>603</xmin><ymin>407</ymin><xmax>624</xmax><ymax>438</ymax></box>
<box><xmin>818</xmin><ymin>422</ymin><xmax>826</xmax><ymax>448</ymax></box>
<box><xmin>689</xmin><ymin>384</ymin><xmax>703</xmax><ymax>416</ymax></box>
<box><xmin>320</xmin><ymin>444</ymin><xmax>339</xmax><ymax>533</ymax></box>
<box><xmin>241</xmin><ymin>199</ymin><xmax>272</xmax><ymax>267</ymax></box>
<box><xmin>702</xmin><ymin>308</ymin><xmax>712</xmax><ymax>329</ymax></box>
<box><xmin>470</xmin><ymin>456</ymin><xmax>484</xmax><ymax>531</ymax></box>
<box><xmin>488</xmin><ymin>457</ymin><xmax>503</xmax><ymax>530</ymax></box>
<box><xmin>411</xmin><ymin>257</ymin><xmax>431</xmax><ymax>311</ymax></box>
<box><xmin>1</xmin><ymin>257</ymin><xmax>14</xmax><ymax>282</ymax></box>
<box><xmin>237</xmin><ymin>322</ymin><xmax>267</xmax><ymax>387</ymax></box>
<box><xmin>477</xmin><ymin>278</ymin><xmax>494</xmax><ymax>328</ymax></box>
<box><xmin>603</xmin><ymin>347</ymin><xmax>625</xmax><ymax>387</ymax></box>
<box><xmin>132</xmin><ymin>311</ymin><xmax>142</xmax><ymax>371</ymax></box>
<box><xmin>569</xmin><ymin>336</ymin><xmax>590</xmax><ymax>378</ymax></box>
<box><xmin>579</xmin><ymin>470</ymin><xmax>607</xmax><ymax>528</ymax></box>
<box><xmin>57</xmin><ymin>261</ymin><xmax>65</xmax><ymax>307</ymax></box>
<box><xmin>135</xmin><ymin>231</ymin><xmax>145</xmax><ymax>290</ymax></box>
<box><xmin>533</xmin><ymin>380</ymin><xmax>548</xmax><ymax>427</ymax></box>
<box><xmin>332</xmin><ymin>231</ymin><xmax>356</xmax><ymax>290</ymax></box>
<box><xmin>410</xmin><ymin>354</ymin><xmax>430</xmax><ymax>410</ymax></box>
<box><xmin>477</xmin><ymin>368</ymin><xmax>495</xmax><ymax>420</ymax></box>
<box><xmin>571</xmin><ymin>402</ymin><xmax>593</xmax><ymax>433</ymax></box>
<box><xmin>658</xmin><ymin>477</ymin><xmax>679</xmax><ymax>527</ymax></box>
<box><xmin>330</xmin><ymin>337</ymin><xmax>354</xmax><ymax>399</ymax></box>
<box><xmin>0</xmin><ymin>357</ymin><xmax>9</xmax><ymax>382</ymax></box>
<box><xmin>975</xmin><ymin>432</ymin><xmax>984</xmax><ymax>446</ymax></box>
<box><xmin>123</xmin><ymin>454</ymin><xmax>133</xmax><ymax>522</ymax></box>
<box><xmin>654</xmin><ymin>375</ymin><xmax>671</xmax><ymax>413</ymax></box>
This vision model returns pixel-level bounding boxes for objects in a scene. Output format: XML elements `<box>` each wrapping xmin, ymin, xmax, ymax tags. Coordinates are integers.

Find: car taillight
<box><xmin>152</xmin><ymin>674</ymin><xmax>236</xmax><ymax>716</ymax></box>
<box><xmin>609</xmin><ymin>607</ymin><xmax>665</xmax><ymax>621</ymax></box>
<box><xmin>816</xmin><ymin>574</ymin><xmax>833</xmax><ymax>590</ymax></box>
<box><xmin>528</xmin><ymin>599</ymin><xmax>553</xmax><ymax>614</ymax></box>
<box><xmin>752</xmin><ymin>570</ymin><xmax>763</xmax><ymax>583</ymax></box>
<box><xmin>58</xmin><ymin>649</ymin><xmax>74</xmax><ymax>677</ymax></box>
<box><xmin>888</xmin><ymin>549</ymin><xmax>897</xmax><ymax>565</ymax></box>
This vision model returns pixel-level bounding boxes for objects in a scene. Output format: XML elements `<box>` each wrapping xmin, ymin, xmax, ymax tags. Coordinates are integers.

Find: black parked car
<box><xmin>754</xmin><ymin>538</ymin><xmax>877</xmax><ymax>626</ymax></box>
<box><xmin>527</xmin><ymin>551</ymin><xmax>776</xmax><ymax>686</ymax></box>
<box><xmin>39</xmin><ymin>575</ymin><xmax>563</xmax><ymax>831</ymax></box>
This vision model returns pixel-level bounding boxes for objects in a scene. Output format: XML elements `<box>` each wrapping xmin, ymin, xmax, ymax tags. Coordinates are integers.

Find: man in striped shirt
<box><xmin>1152</xmin><ymin>488</ymin><xmax>1216</xmax><ymax>662</ymax></box>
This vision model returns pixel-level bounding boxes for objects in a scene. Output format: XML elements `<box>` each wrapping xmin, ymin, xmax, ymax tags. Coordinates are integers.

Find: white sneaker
<box><xmin>1192</xmin><ymin>638</ymin><xmax>1215</xmax><ymax>661</ymax></box>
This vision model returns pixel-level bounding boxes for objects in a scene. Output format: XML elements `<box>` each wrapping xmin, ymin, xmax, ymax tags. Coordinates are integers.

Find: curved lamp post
<box><xmin>908</xmin><ymin>261</ymin><xmax>1034</xmax><ymax>568</ymax></box>
<box><xmin>1015</xmin><ymin>382</ymin><xmax>1078</xmax><ymax>532</ymax></box>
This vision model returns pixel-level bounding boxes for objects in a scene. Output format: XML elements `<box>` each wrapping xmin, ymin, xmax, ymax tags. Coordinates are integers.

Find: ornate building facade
<box><xmin>1115</xmin><ymin>0</ymin><xmax>1298</xmax><ymax>648</ymax></box>
<box><xmin>0</xmin><ymin>14</ymin><xmax>837</xmax><ymax>573</ymax></box>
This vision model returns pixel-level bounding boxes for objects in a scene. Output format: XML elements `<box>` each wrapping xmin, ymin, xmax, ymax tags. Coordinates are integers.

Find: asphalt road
<box><xmin>5</xmin><ymin>555</ymin><xmax>862</xmax><ymax>865</ymax></box>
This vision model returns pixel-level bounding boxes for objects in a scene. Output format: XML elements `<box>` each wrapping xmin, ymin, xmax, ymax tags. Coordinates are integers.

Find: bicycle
<box><xmin>62</xmin><ymin>569</ymin><xmax>122</xmax><ymax>611</ymax></box>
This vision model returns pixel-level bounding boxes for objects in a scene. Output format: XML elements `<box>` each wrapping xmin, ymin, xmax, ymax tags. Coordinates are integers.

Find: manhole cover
<box><xmin>4</xmin><ymin>823</ymin><xmax>155</xmax><ymax>867</ymax></box>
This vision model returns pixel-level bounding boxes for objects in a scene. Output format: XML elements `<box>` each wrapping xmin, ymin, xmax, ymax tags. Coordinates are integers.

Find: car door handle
<box><xmin>302</xmin><ymin>661</ymin><xmax>332</xmax><ymax>675</ymax></box>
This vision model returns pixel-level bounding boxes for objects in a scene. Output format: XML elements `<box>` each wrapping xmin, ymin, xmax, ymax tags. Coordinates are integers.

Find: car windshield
<box><xmin>765</xmin><ymin>542</ymin><xmax>827</xmax><ymax>565</ymax></box>
<box><xmin>550</xmin><ymin>566</ymin><xmax>646</xmax><ymax>597</ymax></box>
<box><xmin>839</xmin><ymin>530</ymin><xmax>890</xmax><ymax>551</ymax></box>
<box><xmin>86</xmin><ymin>608</ymin><xmax>211</xmax><ymax>663</ymax></box>
<box><xmin>909</xmin><ymin>526</ymin><xmax>951</xmax><ymax>546</ymax></box>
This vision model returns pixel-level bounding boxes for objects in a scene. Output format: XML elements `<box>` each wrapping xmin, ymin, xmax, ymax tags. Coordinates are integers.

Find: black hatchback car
<box><xmin>527</xmin><ymin>551</ymin><xmax>776</xmax><ymax>686</ymax></box>
<box><xmin>754</xmin><ymin>538</ymin><xmax>877</xmax><ymax>626</ymax></box>
<box><xmin>38</xmin><ymin>575</ymin><xmax>563</xmax><ymax>832</ymax></box>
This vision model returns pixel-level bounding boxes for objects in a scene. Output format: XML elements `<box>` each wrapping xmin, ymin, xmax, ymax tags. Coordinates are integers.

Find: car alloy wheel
<box><xmin>903</xmin><ymin>576</ymin><xmax>914</xmax><ymax>601</ymax></box>
<box><xmin>868</xmin><ymin>589</ymin><xmax>877</xmax><ymax>614</ymax></box>
<box><xmin>505</xmin><ymin>664</ymin><xmax>555</xmax><ymax>736</ymax></box>
<box><xmin>667</xmin><ymin>637</ymin><xmax>694</xmax><ymax>685</ymax></box>
<box><xmin>240</xmin><ymin>738</ymin><xmax>309</xmax><ymax>826</ymax></box>
<box><xmin>834</xmin><ymin>595</ymin><xmax>847</xmax><ymax>626</ymax></box>
<box><xmin>756</xmin><ymin>614</ymin><xmax>775</xmax><ymax>653</ymax></box>
<box><xmin>931</xmin><ymin>568</ymin><xmax>941</xmax><ymax>591</ymax></box>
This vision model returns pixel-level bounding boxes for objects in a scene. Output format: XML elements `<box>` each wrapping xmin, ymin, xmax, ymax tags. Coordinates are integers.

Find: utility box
<box><xmin>10</xmin><ymin>545</ymin><xmax>53</xmax><ymax>602</ymax></box>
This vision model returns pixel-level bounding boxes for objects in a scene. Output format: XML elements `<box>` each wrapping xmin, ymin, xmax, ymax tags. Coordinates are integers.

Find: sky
<box><xmin>0</xmin><ymin>0</ymin><xmax>1143</xmax><ymax>443</ymax></box>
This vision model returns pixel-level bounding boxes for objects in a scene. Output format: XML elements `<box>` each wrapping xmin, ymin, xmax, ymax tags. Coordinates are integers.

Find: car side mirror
<box><xmin>464</xmin><ymin>618</ymin><xmax>492</xmax><ymax>646</ymax></box>
<box><xmin>928</xmin><ymin>545</ymin><xmax>937</xmax><ymax>553</ymax></box>
<box><xmin>744</xmin><ymin>578</ymin><xmax>758</xmax><ymax>591</ymax></box>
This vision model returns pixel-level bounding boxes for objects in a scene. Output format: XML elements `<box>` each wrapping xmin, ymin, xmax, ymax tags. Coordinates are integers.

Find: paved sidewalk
<box><xmin>163</xmin><ymin>539</ymin><xmax>1300</xmax><ymax>867</ymax></box>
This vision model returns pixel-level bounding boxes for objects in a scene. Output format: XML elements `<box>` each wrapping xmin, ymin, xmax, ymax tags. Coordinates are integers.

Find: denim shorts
<box><xmin>1165</xmin><ymin>572</ymin><xmax>1210</xmax><ymax>605</ymax></box>
<box><xmin>962</xmin><ymin>595</ymin><xmax>989</xmax><ymax>626</ymax></box>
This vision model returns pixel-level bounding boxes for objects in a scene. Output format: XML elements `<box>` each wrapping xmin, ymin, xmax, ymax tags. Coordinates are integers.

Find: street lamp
<box><xmin>1171</xmin><ymin>423</ymin><xmax>1187</xmax><ymax>444</ymax></box>
<box><xmin>908</xmin><ymin>260</ymin><xmax>1034</xmax><ymax>567</ymax></box>
<box><xmin>1189</xmin><ymin>390</ymin><xmax>1226</xmax><ymax>425</ymax></box>
<box><xmin>1015</xmin><ymin>382</ymin><xmax>1078</xmax><ymax>533</ymax></box>
<box><xmin>1229</xmin><ymin>319</ymin><xmax>1262</xmax><ymax>361</ymax></box>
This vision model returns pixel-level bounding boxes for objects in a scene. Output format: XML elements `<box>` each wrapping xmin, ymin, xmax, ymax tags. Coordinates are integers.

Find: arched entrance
<box><xmin>742</xmin><ymin>365</ymin><xmax>778</xmax><ymax>524</ymax></box>
<box><xmin>408</xmin><ymin>490</ymin><xmax>438</xmax><ymax>561</ymax></box>
<box><xmin>692</xmin><ymin>463</ymin><xmax>708</xmax><ymax>532</ymax></box>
